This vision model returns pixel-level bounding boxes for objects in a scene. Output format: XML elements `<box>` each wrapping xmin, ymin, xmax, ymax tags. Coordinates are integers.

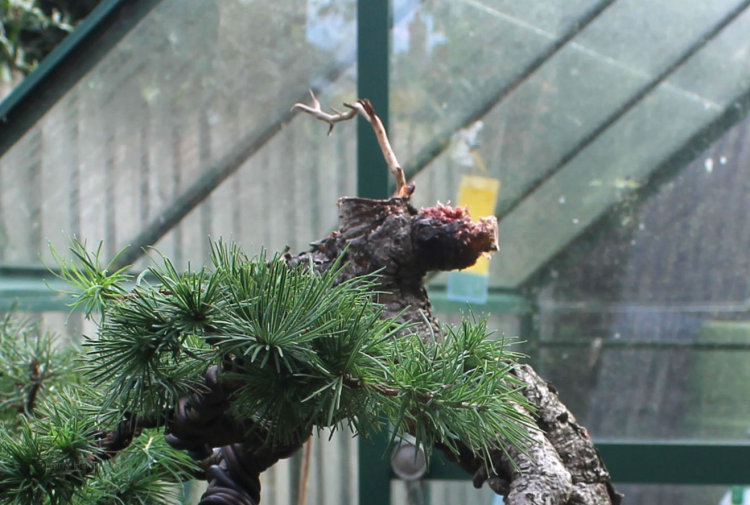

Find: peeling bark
<box><xmin>288</xmin><ymin>196</ymin><xmax>622</xmax><ymax>505</ymax></box>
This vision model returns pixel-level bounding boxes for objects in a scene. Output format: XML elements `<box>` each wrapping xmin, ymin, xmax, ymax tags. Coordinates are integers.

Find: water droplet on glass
<box><xmin>572</xmin><ymin>218</ymin><xmax>579</xmax><ymax>224</ymax></box>
<box><xmin>720</xmin><ymin>156</ymin><xmax>728</xmax><ymax>165</ymax></box>
<box><xmin>559</xmin><ymin>196</ymin><xmax>566</xmax><ymax>204</ymax></box>
<box><xmin>704</xmin><ymin>158</ymin><xmax>714</xmax><ymax>173</ymax></box>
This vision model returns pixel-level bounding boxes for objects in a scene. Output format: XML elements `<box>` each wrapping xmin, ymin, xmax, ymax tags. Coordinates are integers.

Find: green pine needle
<box><xmin>49</xmin><ymin>240</ymin><xmax>132</xmax><ymax>318</ymax></box>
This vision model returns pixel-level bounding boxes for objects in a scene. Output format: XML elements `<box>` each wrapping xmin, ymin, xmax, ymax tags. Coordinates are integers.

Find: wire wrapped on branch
<box><xmin>164</xmin><ymin>364</ymin><xmax>304</xmax><ymax>505</ymax></box>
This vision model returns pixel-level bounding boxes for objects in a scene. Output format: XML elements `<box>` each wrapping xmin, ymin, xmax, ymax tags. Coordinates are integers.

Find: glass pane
<box><xmin>0</xmin><ymin>0</ymin><xmax>357</xmax><ymax>271</ymax></box>
<box><xmin>391</xmin><ymin>0</ymin><xmax>750</xmax><ymax>448</ymax></box>
<box><xmin>535</xmin><ymin>116</ymin><xmax>750</xmax><ymax>441</ymax></box>
<box><xmin>393</xmin><ymin>0</ymin><xmax>750</xmax><ymax>288</ymax></box>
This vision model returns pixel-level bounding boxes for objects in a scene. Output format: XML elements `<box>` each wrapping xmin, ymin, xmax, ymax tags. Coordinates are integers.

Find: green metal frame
<box><xmin>356</xmin><ymin>0</ymin><xmax>391</xmax><ymax>199</ymax></box>
<box><xmin>412</xmin><ymin>441</ymin><xmax>750</xmax><ymax>485</ymax></box>
<box><xmin>0</xmin><ymin>267</ymin><xmax>71</xmax><ymax>312</ymax></box>
<box><xmin>0</xmin><ymin>0</ymin><xmax>164</xmax><ymax>156</ymax></box>
<box><xmin>428</xmin><ymin>286</ymin><xmax>531</xmax><ymax>315</ymax></box>
<box><xmin>356</xmin><ymin>0</ymin><xmax>394</xmax><ymax>500</ymax></box>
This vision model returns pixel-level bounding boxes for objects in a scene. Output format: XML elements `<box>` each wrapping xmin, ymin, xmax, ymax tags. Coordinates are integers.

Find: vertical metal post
<box><xmin>357</xmin><ymin>0</ymin><xmax>391</xmax><ymax>199</ymax></box>
<box><xmin>358</xmin><ymin>3</ymin><xmax>393</xmax><ymax>504</ymax></box>
<box><xmin>358</xmin><ymin>431</ymin><xmax>393</xmax><ymax>505</ymax></box>
<box><xmin>520</xmin><ymin>289</ymin><xmax>541</xmax><ymax>370</ymax></box>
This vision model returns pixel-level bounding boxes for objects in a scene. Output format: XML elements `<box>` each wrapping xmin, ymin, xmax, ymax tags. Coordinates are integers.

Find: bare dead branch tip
<box><xmin>291</xmin><ymin>90</ymin><xmax>358</xmax><ymax>135</ymax></box>
<box><xmin>292</xmin><ymin>90</ymin><xmax>412</xmax><ymax>198</ymax></box>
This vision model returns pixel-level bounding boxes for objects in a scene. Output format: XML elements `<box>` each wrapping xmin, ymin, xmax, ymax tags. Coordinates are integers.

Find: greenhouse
<box><xmin>1</xmin><ymin>1</ymin><xmax>749</xmax><ymax>504</ymax></box>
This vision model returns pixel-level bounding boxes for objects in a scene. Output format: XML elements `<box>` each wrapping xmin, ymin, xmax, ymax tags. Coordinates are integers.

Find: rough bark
<box><xmin>158</xmin><ymin>193</ymin><xmax>621</xmax><ymax>505</ymax></box>
<box><xmin>288</xmin><ymin>195</ymin><xmax>622</xmax><ymax>505</ymax></box>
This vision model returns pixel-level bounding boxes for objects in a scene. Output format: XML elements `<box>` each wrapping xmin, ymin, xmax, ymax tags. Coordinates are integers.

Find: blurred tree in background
<box><xmin>0</xmin><ymin>0</ymin><xmax>101</xmax><ymax>93</ymax></box>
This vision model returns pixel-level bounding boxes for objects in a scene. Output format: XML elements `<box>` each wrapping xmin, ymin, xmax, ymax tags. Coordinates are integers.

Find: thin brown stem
<box><xmin>292</xmin><ymin>91</ymin><xmax>412</xmax><ymax>198</ymax></box>
<box><xmin>297</xmin><ymin>437</ymin><xmax>313</xmax><ymax>505</ymax></box>
<box><xmin>25</xmin><ymin>358</ymin><xmax>42</xmax><ymax>414</ymax></box>
<box><xmin>346</xmin><ymin>99</ymin><xmax>410</xmax><ymax>197</ymax></box>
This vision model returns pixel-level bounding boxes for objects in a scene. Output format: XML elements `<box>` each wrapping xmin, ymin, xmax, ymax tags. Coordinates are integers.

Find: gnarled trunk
<box><xmin>288</xmin><ymin>195</ymin><xmax>622</xmax><ymax>505</ymax></box>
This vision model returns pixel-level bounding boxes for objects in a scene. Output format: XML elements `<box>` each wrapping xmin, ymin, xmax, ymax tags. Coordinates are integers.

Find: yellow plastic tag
<box><xmin>456</xmin><ymin>175</ymin><xmax>500</xmax><ymax>275</ymax></box>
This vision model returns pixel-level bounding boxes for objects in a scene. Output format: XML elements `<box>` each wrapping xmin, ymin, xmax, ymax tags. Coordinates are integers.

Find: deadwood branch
<box><xmin>292</xmin><ymin>91</ymin><xmax>411</xmax><ymax>197</ymax></box>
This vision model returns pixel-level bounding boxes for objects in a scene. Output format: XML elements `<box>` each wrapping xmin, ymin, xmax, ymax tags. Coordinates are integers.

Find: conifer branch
<box><xmin>31</xmin><ymin>238</ymin><xmax>539</xmax><ymax>504</ymax></box>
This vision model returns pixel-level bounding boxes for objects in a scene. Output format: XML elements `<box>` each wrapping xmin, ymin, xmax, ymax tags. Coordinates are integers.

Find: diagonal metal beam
<box><xmin>111</xmin><ymin>102</ymin><xmax>295</xmax><ymax>269</ymax></box>
<box><xmin>522</xmin><ymin>78</ymin><xmax>750</xmax><ymax>290</ymax></box>
<box><xmin>402</xmin><ymin>0</ymin><xmax>619</xmax><ymax>183</ymax></box>
<box><xmin>111</xmin><ymin>57</ymin><xmax>356</xmax><ymax>270</ymax></box>
<box><xmin>495</xmin><ymin>0</ymin><xmax>750</xmax><ymax>223</ymax></box>
<box><xmin>0</xmin><ymin>0</ymin><xmax>164</xmax><ymax>156</ymax></box>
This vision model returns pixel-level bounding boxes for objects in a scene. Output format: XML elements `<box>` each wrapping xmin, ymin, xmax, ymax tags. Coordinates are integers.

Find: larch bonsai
<box><xmin>0</xmin><ymin>94</ymin><xmax>621</xmax><ymax>505</ymax></box>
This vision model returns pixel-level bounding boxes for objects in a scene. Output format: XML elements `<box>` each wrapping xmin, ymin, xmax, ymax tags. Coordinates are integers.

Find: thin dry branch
<box><xmin>292</xmin><ymin>91</ymin><xmax>412</xmax><ymax>198</ymax></box>
<box><xmin>291</xmin><ymin>90</ymin><xmax>358</xmax><ymax>134</ymax></box>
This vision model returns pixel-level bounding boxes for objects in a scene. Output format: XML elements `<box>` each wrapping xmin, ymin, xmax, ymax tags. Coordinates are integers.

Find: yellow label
<box><xmin>457</xmin><ymin>175</ymin><xmax>500</xmax><ymax>275</ymax></box>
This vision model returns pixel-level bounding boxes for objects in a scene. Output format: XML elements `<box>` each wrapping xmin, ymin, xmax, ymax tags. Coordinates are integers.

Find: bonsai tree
<box><xmin>0</xmin><ymin>95</ymin><xmax>621</xmax><ymax>505</ymax></box>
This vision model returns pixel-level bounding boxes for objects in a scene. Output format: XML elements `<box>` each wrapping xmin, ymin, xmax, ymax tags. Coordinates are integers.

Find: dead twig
<box><xmin>291</xmin><ymin>90</ymin><xmax>358</xmax><ymax>135</ymax></box>
<box><xmin>292</xmin><ymin>91</ymin><xmax>412</xmax><ymax>198</ymax></box>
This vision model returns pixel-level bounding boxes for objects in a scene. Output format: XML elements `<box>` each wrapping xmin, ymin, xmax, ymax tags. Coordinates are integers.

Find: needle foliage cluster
<box><xmin>0</xmin><ymin>314</ymin><xmax>198</xmax><ymax>505</ymax></box>
<box><xmin>1</xmin><ymin>239</ymin><xmax>534</xmax><ymax>504</ymax></box>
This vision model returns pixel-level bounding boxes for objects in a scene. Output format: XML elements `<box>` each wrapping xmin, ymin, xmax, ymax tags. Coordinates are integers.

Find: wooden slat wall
<box><xmin>0</xmin><ymin>0</ymin><xmax>358</xmax><ymax>271</ymax></box>
<box><xmin>0</xmin><ymin>1</ymin><xmax>361</xmax><ymax>504</ymax></box>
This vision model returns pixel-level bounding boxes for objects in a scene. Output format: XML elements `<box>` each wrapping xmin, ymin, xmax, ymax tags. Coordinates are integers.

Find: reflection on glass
<box><xmin>391</xmin><ymin>1</ymin><xmax>750</xmax><ymax>446</ymax></box>
<box><xmin>0</xmin><ymin>0</ymin><xmax>357</xmax><ymax>270</ymax></box>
